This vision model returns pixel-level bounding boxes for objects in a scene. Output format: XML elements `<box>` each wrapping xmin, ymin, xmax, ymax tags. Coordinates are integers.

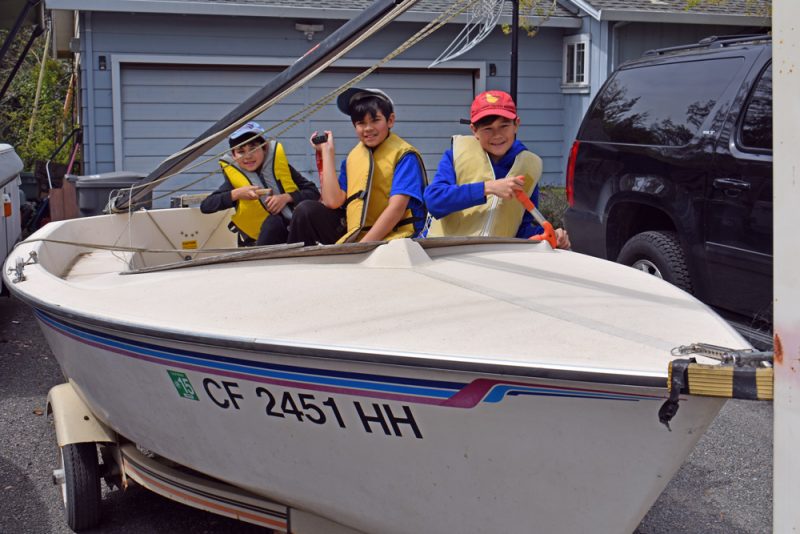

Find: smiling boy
<box><xmin>288</xmin><ymin>88</ymin><xmax>427</xmax><ymax>245</ymax></box>
<box><xmin>424</xmin><ymin>90</ymin><xmax>569</xmax><ymax>248</ymax></box>
<box><xmin>200</xmin><ymin>122</ymin><xmax>319</xmax><ymax>246</ymax></box>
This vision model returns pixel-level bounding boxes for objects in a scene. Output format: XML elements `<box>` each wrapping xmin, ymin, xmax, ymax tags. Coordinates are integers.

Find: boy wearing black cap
<box><xmin>200</xmin><ymin>122</ymin><xmax>320</xmax><ymax>246</ymax></box>
<box><xmin>287</xmin><ymin>88</ymin><xmax>427</xmax><ymax>245</ymax></box>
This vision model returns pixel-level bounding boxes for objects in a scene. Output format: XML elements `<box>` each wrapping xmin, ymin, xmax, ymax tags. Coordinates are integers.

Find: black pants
<box><xmin>287</xmin><ymin>200</ymin><xmax>346</xmax><ymax>246</ymax></box>
<box><xmin>257</xmin><ymin>214</ymin><xmax>290</xmax><ymax>246</ymax></box>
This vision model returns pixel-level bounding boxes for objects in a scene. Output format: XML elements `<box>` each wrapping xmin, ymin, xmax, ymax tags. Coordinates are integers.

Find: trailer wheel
<box><xmin>59</xmin><ymin>443</ymin><xmax>102</xmax><ymax>531</ymax></box>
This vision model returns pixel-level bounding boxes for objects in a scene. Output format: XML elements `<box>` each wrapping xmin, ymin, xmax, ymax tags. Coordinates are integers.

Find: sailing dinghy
<box><xmin>3</xmin><ymin>0</ymin><xmax>771</xmax><ymax>532</ymax></box>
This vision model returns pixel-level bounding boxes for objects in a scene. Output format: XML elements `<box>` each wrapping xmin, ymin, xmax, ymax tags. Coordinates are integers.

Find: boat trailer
<box><xmin>47</xmin><ymin>381</ymin><xmax>365</xmax><ymax>533</ymax></box>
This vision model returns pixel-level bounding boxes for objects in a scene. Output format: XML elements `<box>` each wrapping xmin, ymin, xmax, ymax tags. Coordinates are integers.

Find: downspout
<box><xmin>510</xmin><ymin>0</ymin><xmax>519</xmax><ymax>102</ymax></box>
<box><xmin>609</xmin><ymin>21</ymin><xmax>629</xmax><ymax>72</ymax></box>
<box><xmin>82</xmin><ymin>12</ymin><xmax>96</xmax><ymax>174</ymax></box>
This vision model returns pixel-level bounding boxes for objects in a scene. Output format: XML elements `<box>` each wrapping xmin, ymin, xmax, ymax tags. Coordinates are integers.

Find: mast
<box><xmin>114</xmin><ymin>0</ymin><xmax>419</xmax><ymax>211</ymax></box>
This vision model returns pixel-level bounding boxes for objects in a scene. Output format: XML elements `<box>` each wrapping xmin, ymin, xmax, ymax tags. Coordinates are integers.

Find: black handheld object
<box><xmin>311</xmin><ymin>133</ymin><xmax>329</xmax><ymax>145</ymax></box>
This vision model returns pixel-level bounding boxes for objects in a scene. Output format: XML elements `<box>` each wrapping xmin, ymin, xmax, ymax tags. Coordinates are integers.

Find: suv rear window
<box><xmin>581</xmin><ymin>58</ymin><xmax>744</xmax><ymax>146</ymax></box>
<box><xmin>739</xmin><ymin>63</ymin><xmax>772</xmax><ymax>151</ymax></box>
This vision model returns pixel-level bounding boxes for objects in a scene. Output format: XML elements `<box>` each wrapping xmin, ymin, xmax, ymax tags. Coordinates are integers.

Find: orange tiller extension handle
<box><xmin>514</xmin><ymin>188</ymin><xmax>557</xmax><ymax>249</ymax></box>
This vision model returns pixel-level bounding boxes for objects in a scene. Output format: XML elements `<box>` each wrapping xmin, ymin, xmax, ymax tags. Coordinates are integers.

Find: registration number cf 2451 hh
<box><xmin>168</xmin><ymin>370</ymin><xmax>423</xmax><ymax>439</ymax></box>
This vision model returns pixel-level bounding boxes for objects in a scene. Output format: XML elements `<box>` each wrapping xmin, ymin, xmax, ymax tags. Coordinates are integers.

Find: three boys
<box><xmin>205</xmin><ymin>90</ymin><xmax>567</xmax><ymax>249</ymax></box>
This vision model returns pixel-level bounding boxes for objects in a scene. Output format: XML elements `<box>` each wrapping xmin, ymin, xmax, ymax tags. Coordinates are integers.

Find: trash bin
<box><xmin>19</xmin><ymin>172</ymin><xmax>38</xmax><ymax>201</ymax></box>
<box><xmin>67</xmin><ymin>172</ymin><xmax>151</xmax><ymax>217</ymax></box>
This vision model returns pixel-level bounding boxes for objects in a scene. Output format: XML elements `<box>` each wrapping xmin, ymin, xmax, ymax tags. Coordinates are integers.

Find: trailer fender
<box><xmin>47</xmin><ymin>383</ymin><xmax>117</xmax><ymax>446</ymax></box>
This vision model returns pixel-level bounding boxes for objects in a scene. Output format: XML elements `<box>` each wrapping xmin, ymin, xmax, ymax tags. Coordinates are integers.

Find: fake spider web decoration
<box><xmin>429</xmin><ymin>0</ymin><xmax>505</xmax><ymax>67</ymax></box>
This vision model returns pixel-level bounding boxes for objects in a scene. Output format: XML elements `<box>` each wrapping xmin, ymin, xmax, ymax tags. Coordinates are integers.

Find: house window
<box><xmin>563</xmin><ymin>34</ymin><xmax>590</xmax><ymax>91</ymax></box>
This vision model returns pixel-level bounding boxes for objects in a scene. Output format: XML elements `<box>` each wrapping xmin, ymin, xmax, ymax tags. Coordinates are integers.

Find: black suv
<box><xmin>564</xmin><ymin>35</ymin><xmax>772</xmax><ymax>347</ymax></box>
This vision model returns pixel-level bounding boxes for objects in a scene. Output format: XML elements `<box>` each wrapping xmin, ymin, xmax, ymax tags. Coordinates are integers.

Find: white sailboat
<box><xmin>3</xmin><ymin>1</ymin><xmax>770</xmax><ymax>532</ymax></box>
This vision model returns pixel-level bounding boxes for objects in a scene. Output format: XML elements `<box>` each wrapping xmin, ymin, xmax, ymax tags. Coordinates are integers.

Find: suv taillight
<box><xmin>565</xmin><ymin>140</ymin><xmax>580</xmax><ymax>207</ymax></box>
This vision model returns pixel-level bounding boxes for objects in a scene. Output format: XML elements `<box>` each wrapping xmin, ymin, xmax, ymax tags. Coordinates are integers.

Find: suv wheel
<box><xmin>617</xmin><ymin>231</ymin><xmax>693</xmax><ymax>293</ymax></box>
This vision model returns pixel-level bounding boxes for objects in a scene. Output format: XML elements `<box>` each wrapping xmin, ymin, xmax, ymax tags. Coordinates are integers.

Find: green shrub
<box><xmin>0</xmin><ymin>28</ymin><xmax>73</xmax><ymax>170</ymax></box>
<box><xmin>538</xmin><ymin>186</ymin><xmax>568</xmax><ymax>228</ymax></box>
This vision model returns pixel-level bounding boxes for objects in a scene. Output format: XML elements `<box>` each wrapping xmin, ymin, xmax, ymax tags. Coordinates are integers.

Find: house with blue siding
<box><xmin>44</xmin><ymin>0</ymin><xmax>768</xmax><ymax>204</ymax></box>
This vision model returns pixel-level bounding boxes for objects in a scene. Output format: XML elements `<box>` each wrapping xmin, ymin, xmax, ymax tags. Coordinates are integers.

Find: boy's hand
<box><xmin>264</xmin><ymin>193</ymin><xmax>291</xmax><ymax>214</ymax></box>
<box><xmin>231</xmin><ymin>185</ymin><xmax>261</xmax><ymax>201</ymax></box>
<box><xmin>555</xmin><ymin>228</ymin><xmax>571</xmax><ymax>250</ymax></box>
<box><xmin>309</xmin><ymin>130</ymin><xmax>335</xmax><ymax>154</ymax></box>
<box><xmin>485</xmin><ymin>176</ymin><xmax>524</xmax><ymax>199</ymax></box>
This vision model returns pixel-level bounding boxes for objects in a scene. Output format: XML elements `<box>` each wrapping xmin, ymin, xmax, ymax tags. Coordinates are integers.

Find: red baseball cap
<box><xmin>470</xmin><ymin>90</ymin><xmax>517</xmax><ymax>123</ymax></box>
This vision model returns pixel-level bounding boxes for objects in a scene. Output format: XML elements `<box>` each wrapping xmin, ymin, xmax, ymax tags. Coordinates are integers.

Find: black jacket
<box><xmin>200</xmin><ymin>164</ymin><xmax>320</xmax><ymax>214</ymax></box>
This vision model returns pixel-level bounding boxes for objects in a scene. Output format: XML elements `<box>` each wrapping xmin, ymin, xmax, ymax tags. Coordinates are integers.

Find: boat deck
<box><xmin>48</xmin><ymin>236</ymin><xmax>743</xmax><ymax>378</ymax></box>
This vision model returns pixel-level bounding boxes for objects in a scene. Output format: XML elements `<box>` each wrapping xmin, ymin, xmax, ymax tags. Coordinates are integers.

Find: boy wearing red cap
<box><xmin>288</xmin><ymin>88</ymin><xmax>427</xmax><ymax>245</ymax></box>
<box><xmin>424</xmin><ymin>91</ymin><xmax>569</xmax><ymax>248</ymax></box>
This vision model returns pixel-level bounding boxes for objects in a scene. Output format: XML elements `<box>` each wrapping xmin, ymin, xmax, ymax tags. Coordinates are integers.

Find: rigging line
<box><xmin>160</xmin><ymin>0</ymin><xmax>420</xmax><ymax>166</ymax></box>
<box><xmin>117</xmin><ymin>134</ymin><xmax>283</xmax><ymax>211</ymax></box>
<box><xmin>112</xmin><ymin>0</ymin><xmax>479</xmax><ymax>209</ymax></box>
<box><xmin>114</xmin><ymin>0</ymin><xmax>426</xmax><ymax>212</ymax></box>
<box><xmin>269</xmin><ymin>0</ymin><xmax>480</xmax><ymax>138</ymax></box>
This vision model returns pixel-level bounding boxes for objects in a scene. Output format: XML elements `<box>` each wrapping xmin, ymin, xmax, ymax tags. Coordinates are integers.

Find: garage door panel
<box><xmin>124</xmin><ymin>121</ymin><xmax>217</xmax><ymax>139</ymax></box>
<box><xmin>121</xmin><ymin>67</ymin><xmax>278</xmax><ymax>87</ymax></box>
<box><xmin>122</xmin><ymin>103</ymin><xmax>239</xmax><ymax>121</ymax></box>
<box><xmin>122</xmin><ymin>85</ymin><xmax>262</xmax><ymax>105</ymax></box>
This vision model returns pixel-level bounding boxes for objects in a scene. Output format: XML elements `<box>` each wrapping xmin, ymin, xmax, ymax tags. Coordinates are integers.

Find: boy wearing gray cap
<box><xmin>200</xmin><ymin>122</ymin><xmax>320</xmax><ymax>246</ymax></box>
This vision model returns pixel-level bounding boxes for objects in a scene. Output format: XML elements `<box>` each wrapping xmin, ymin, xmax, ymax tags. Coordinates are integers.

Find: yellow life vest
<box><xmin>219</xmin><ymin>140</ymin><xmax>299</xmax><ymax>241</ymax></box>
<box><xmin>427</xmin><ymin>135</ymin><xmax>542</xmax><ymax>238</ymax></box>
<box><xmin>338</xmin><ymin>133</ymin><xmax>426</xmax><ymax>244</ymax></box>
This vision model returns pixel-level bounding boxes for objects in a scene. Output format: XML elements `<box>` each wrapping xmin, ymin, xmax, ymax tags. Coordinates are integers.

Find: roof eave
<box><xmin>599</xmin><ymin>9</ymin><xmax>770</xmax><ymax>26</ymax></box>
<box><xmin>45</xmin><ymin>0</ymin><xmax>581</xmax><ymax>27</ymax></box>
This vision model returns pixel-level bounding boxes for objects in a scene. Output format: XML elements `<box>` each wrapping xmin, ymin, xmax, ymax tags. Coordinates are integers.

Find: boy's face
<box><xmin>231</xmin><ymin>141</ymin><xmax>266</xmax><ymax>172</ymax></box>
<box><xmin>471</xmin><ymin>117</ymin><xmax>520</xmax><ymax>161</ymax></box>
<box><xmin>354</xmin><ymin>111</ymin><xmax>395</xmax><ymax>148</ymax></box>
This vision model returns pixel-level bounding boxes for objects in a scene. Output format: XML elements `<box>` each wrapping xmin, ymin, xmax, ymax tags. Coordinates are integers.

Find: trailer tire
<box><xmin>60</xmin><ymin>443</ymin><xmax>102</xmax><ymax>531</ymax></box>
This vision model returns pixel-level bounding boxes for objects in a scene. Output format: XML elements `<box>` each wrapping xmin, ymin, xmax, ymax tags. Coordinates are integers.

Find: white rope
<box><xmin>429</xmin><ymin>0</ymin><xmax>504</xmax><ymax>67</ymax></box>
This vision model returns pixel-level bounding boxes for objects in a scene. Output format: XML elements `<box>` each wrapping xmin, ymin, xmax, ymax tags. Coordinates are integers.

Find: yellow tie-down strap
<box><xmin>668</xmin><ymin>361</ymin><xmax>773</xmax><ymax>401</ymax></box>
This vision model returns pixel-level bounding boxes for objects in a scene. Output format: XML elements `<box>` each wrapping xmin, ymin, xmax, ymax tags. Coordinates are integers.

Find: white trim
<box><xmin>560</xmin><ymin>85</ymin><xmax>590</xmax><ymax>94</ymax></box>
<box><xmin>568</xmin><ymin>0</ymin><xmax>601</xmax><ymax>20</ymax></box>
<box><xmin>562</xmin><ymin>33</ymin><xmax>590</xmax><ymax>91</ymax></box>
<box><xmin>110</xmin><ymin>53</ymin><xmax>485</xmax><ymax>170</ymax></box>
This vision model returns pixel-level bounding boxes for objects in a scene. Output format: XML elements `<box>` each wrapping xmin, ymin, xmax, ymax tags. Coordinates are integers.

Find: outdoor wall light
<box><xmin>295</xmin><ymin>23</ymin><xmax>324</xmax><ymax>41</ymax></box>
<box><xmin>489</xmin><ymin>63</ymin><xmax>497</xmax><ymax>76</ymax></box>
<box><xmin>98</xmin><ymin>55</ymin><xmax>107</xmax><ymax>70</ymax></box>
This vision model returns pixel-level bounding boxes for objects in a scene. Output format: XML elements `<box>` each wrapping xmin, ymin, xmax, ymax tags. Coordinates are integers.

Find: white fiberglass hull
<box><xmin>5</xmin><ymin>209</ymin><xmax>742</xmax><ymax>533</ymax></box>
<box><xmin>39</xmin><ymin>311</ymin><xmax>723</xmax><ymax>534</ymax></box>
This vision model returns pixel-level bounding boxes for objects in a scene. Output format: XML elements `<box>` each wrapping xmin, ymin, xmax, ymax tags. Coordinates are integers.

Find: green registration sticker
<box><xmin>168</xmin><ymin>370</ymin><xmax>199</xmax><ymax>401</ymax></box>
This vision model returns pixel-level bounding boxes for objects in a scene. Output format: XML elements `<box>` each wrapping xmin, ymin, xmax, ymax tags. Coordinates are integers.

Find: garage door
<box><xmin>119</xmin><ymin>64</ymin><xmax>476</xmax><ymax>206</ymax></box>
